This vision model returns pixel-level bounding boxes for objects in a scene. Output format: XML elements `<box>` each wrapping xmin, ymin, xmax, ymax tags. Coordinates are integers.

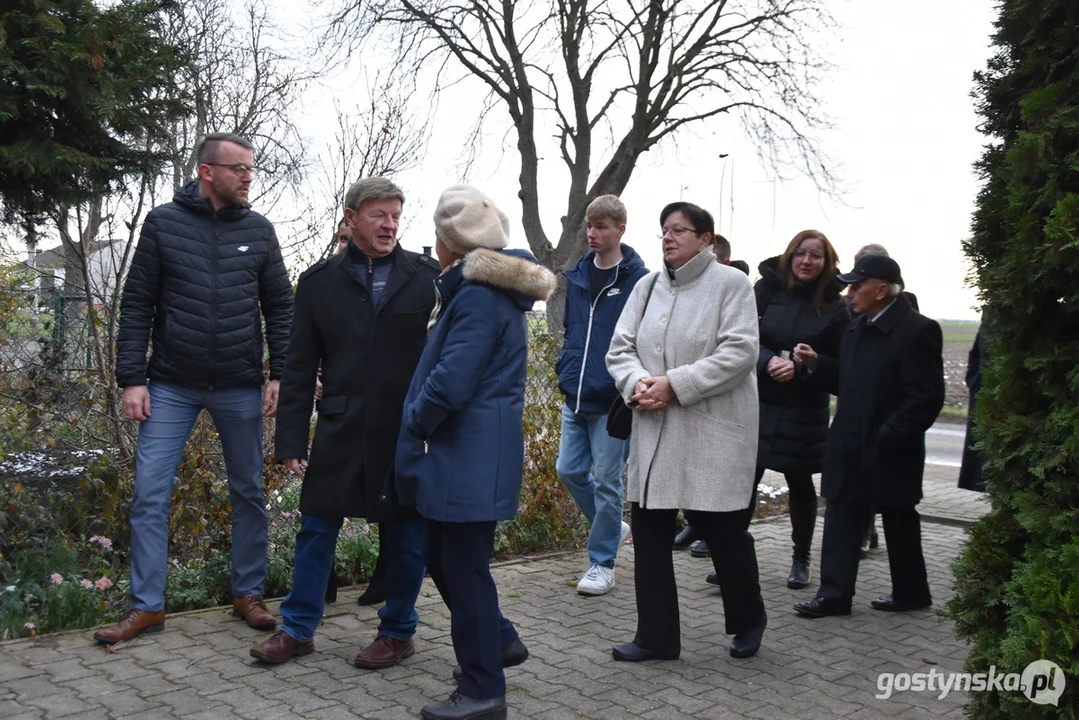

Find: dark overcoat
<box><xmin>810</xmin><ymin>294</ymin><xmax>945</xmax><ymax>507</ymax></box>
<box><xmin>754</xmin><ymin>257</ymin><xmax>850</xmax><ymax>472</ymax></box>
<box><xmin>274</xmin><ymin>243</ymin><xmax>440</xmax><ymax>519</ymax></box>
<box><xmin>957</xmin><ymin>330</ymin><xmax>986</xmax><ymax>491</ymax></box>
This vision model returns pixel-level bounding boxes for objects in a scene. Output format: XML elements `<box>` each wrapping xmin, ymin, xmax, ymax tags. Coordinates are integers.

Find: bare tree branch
<box><xmin>319</xmin><ymin>0</ymin><xmax>837</xmax><ymax>330</ymax></box>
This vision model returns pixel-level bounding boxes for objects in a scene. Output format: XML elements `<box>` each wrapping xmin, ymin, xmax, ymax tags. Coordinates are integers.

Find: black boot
<box><xmin>860</xmin><ymin>514</ymin><xmax>879</xmax><ymax>557</ymax></box>
<box><xmin>357</xmin><ymin>524</ymin><xmax>389</xmax><ymax>606</ymax></box>
<box><xmin>672</xmin><ymin>524</ymin><xmax>702</xmax><ymax>550</ymax></box>
<box><xmin>325</xmin><ymin>562</ymin><xmax>338</xmax><ymax>604</ymax></box>
<box><xmin>786</xmin><ymin>497</ymin><xmax>816</xmax><ymax>589</ymax></box>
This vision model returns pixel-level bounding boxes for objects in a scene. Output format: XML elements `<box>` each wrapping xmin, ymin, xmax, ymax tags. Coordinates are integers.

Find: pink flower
<box><xmin>94</xmin><ymin>577</ymin><xmax>113</xmax><ymax>591</ymax></box>
<box><xmin>49</xmin><ymin>573</ymin><xmax>64</xmax><ymax>585</ymax></box>
<box><xmin>89</xmin><ymin>536</ymin><xmax>113</xmax><ymax>550</ymax></box>
<box><xmin>80</xmin><ymin>579</ymin><xmax>93</xmax><ymax>589</ymax></box>
<box><xmin>362</xmin><ymin>523</ymin><xmax>371</xmax><ymax>534</ymax></box>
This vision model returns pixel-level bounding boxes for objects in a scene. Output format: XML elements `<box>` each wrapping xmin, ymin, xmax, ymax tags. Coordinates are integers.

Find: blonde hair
<box><xmin>585</xmin><ymin>194</ymin><xmax>627</xmax><ymax>226</ymax></box>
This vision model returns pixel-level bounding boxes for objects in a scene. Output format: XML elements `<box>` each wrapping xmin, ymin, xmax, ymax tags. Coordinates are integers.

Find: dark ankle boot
<box><xmin>787</xmin><ymin>498</ymin><xmax>816</xmax><ymax>589</ymax></box>
<box><xmin>325</xmin><ymin>562</ymin><xmax>338</xmax><ymax>604</ymax></box>
<box><xmin>357</xmin><ymin>525</ymin><xmax>389</xmax><ymax>606</ymax></box>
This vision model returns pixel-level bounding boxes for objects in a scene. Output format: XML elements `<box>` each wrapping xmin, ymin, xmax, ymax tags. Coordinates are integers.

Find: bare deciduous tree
<box><xmin>161</xmin><ymin>0</ymin><xmax>312</xmax><ymax>206</ymax></box>
<box><xmin>322</xmin><ymin>0</ymin><xmax>836</xmax><ymax>326</ymax></box>
<box><xmin>281</xmin><ymin>77</ymin><xmax>429</xmax><ymax>272</ymax></box>
<box><xmin>26</xmin><ymin>0</ymin><xmax>317</xmax><ymax>460</ymax></box>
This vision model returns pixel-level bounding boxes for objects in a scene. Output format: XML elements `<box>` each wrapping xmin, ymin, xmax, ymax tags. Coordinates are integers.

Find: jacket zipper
<box><xmin>574</xmin><ymin>263</ymin><xmax>621</xmax><ymax>413</ymax></box>
<box><xmin>208</xmin><ymin>215</ymin><xmax>218</xmax><ymax>390</ymax></box>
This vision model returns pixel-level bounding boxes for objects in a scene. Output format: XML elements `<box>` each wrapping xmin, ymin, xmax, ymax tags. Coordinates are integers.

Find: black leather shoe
<box><xmin>612</xmin><ymin>642</ymin><xmax>680</xmax><ymax>662</ymax></box>
<box><xmin>672</xmin><ymin>525</ymin><xmax>701</xmax><ymax>550</ymax></box>
<box><xmin>793</xmin><ymin>597</ymin><xmax>852</xmax><ymax>618</ymax></box>
<box><xmin>453</xmin><ymin>637</ymin><xmax>529</xmax><ymax>682</ymax></box>
<box><xmin>420</xmin><ymin>692</ymin><xmax>507</xmax><ymax>720</ymax></box>
<box><xmin>870</xmin><ymin>594</ymin><xmax>932</xmax><ymax>612</ymax></box>
<box><xmin>705</xmin><ymin>573</ymin><xmax>720</xmax><ymax>587</ymax></box>
<box><xmin>690</xmin><ymin>540</ymin><xmax>711</xmax><ymax>558</ymax></box>
<box><xmin>730</xmin><ymin>611</ymin><xmax>767</xmax><ymax>659</ymax></box>
<box><xmin>786</xmin><ymin>559</ymin><xmax>812</xmax><ymax>589</ymax></box>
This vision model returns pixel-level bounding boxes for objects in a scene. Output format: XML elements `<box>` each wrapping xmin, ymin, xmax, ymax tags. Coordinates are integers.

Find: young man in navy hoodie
<box><xmin>556</xmin><ymin>195</ymin><xmax>649</xmax><ymax>595</ymax></box>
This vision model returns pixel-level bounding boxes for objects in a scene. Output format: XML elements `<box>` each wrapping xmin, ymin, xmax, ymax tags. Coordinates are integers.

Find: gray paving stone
<box><xmin>0</xmin><ymin>477</ymin><xmax>990</xmax><ymax>720</ymax></box>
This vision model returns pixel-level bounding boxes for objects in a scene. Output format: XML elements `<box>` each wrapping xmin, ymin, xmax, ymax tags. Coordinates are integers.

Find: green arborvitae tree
<box><xmin>947</xmin><ymin>0</ymin><xmax>1079</xmax><ymax>717</ymax></box>
<box><xmin>0</xmin><ymin>0</ymin><xmax>188</xmax><ymax>226</ymax></box>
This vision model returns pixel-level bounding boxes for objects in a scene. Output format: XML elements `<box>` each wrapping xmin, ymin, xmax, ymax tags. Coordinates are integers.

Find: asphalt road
<box><xmin>927</xmin><ymin>420</ymin><xmax>967</xmax><ymax>467</ymax></box>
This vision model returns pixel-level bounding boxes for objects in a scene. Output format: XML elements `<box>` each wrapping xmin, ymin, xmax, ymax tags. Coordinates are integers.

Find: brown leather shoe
<box><xmin>93</xmin><ymin>608</ymin><xmax>166</xmax><ymax>645</ymax></box>
<box><xmin>232</xmin><ymin>595</ymin><xmax>276</xmax><ymax>630</ymax></box>
<box><xmin>353</xmin><ymin>634</ymin><xmax>415</xmax><ymax>669</ymax></box>
<box><xmin>250</xmin><ymin>630</ymin><xmax>314</xmax><ymax>664</ymax></box>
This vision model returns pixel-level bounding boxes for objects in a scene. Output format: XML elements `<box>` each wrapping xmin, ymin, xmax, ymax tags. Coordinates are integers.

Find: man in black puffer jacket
<box><xmin>95</xmin><ymin>133</ymin><xmax>294</xmax><ymax>646</ymax></box>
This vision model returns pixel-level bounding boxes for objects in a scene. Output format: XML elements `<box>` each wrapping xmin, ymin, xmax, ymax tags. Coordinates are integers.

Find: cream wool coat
<box><xmin>606</xmin><ymin>247</ymin><xmax>760</xmax><ymax>512</ymax></box>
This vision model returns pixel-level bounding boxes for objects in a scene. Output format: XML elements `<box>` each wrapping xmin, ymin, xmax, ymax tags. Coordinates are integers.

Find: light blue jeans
<box><xmin>556</xmin><ymin>404</ymin><xmax>629</xmax><ymax>569</ymax></box>
<box><xmin>129</xmin><ymin>382</ymin><xmax>267</xmax><ymax>612</ymax></box>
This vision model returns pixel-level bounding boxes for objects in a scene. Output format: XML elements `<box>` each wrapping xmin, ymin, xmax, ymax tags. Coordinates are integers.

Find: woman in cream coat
<box><xmin>606</xmin><ymin>201</ymin><xmax>767</xmax><ymax>661</ymax></box>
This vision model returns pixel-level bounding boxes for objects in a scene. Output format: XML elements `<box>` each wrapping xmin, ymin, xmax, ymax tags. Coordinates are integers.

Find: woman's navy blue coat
<box><xmin>393</xmin><ymin>248</ymin><xmax>556</xmax><ymax>523</ymax></box>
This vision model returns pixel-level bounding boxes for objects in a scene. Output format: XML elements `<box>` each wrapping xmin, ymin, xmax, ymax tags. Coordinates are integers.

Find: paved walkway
<box><xmin>1</xmin><ymin>462</ymin><xmax>988</xmax><ymax>719</ymax></box>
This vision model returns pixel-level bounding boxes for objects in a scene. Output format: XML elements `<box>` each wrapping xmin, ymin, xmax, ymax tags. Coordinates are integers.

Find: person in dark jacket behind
<box><xmin>96</xmin><ymin>133</ymin><xmax>294</xmax><ymax>645</ymax></box>
<box><xmin>957</xmin><ymin>329</ymin><xmax>986</xmax><ymax>492</ymax></box>
<box><xmin>793</xmin><ymin>254</ymin><xmax>944</xmax><ymax>618</ymax></box>
<box><xmin>249</xmin><ymin>178</ymin><xmax>441</xmax><ymax>668</ymax></box>
<box><xmin>849</xmin><ymin>243</ymin><xmax>918</xmax><ymax>555</ymax></box>
<box><xmin>743</xmin><ymin>231</ymin><xmax>850</xmax><ymax>589</ymax></box>
<box><xmin>394</xmin><ymin>186</ymin><xmax>556</xmax><ymax>720</ymax></box>
<box><xmin>556</xmin><ymin>194</ymin><xmax>648</xmax><ymax>595</ymax></box>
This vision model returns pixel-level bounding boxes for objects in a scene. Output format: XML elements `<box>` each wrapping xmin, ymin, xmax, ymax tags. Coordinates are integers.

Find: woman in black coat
<box><xmin>957</xmin><ymin>330</ymin><xmax>986</xmax><ymax>492</ymax></box>
<box><xmin>751</xmin><ymin>230</ymin><xmax>850</xmax><ymax>589</ymax></box>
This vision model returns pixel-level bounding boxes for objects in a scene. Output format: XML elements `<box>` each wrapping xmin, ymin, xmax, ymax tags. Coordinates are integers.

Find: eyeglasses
<box><xmin>659</xmin><ymin>226</ymin><xmax>699</xmax><ymax>240</ymax></box>
<box><xmin>206</xmin><ymin>163</ymin><xmax>257</xmax><ymax>177</ymax></box>
<box><xmin>792</xmin><ymin>250</ymin><xmax>825</xmax><ymax>262</ymax></box>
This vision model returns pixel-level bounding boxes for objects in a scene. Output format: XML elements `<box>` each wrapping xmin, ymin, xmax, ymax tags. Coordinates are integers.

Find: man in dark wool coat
<box><xmin>250</xmin><ymin>177</ymin><xmax>441</xmax><ymax>666</ymax></box>
<box><xmin>790</xmin><ymin>254</ymin><xmax>944</xmax><ymax>618</ymax></box>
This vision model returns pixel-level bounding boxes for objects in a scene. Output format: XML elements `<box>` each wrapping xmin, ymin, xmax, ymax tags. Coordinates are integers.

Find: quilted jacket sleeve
<box><xmin>260</xmin><ymin>228</ymin><xmax>294</xmax><ymax>380</ymax></box>
<box><xmin>115</xmin><ymin>215</ymin><xmax>161</xmax><ymax>387</ymax></box>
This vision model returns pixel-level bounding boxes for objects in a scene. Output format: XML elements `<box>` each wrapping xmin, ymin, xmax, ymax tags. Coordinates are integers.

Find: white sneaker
<box><xmin>620</xmin><ymin>521</ymin><xmax>631</xmax><ymax>546</ymax></box>
<box><xmin>577</xmin><ymin>564</ymin><xmax>615</xmax><ymax>596</ymax></box>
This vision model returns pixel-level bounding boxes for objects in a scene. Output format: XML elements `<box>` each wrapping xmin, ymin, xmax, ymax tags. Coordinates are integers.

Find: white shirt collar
<box><xmin>870</xmin><ymin>299</ymin><xmax>898</xmax><ymax>324</ymax></box>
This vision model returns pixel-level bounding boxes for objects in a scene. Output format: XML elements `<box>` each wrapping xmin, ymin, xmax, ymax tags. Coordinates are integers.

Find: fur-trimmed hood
<box><xmin>461</xmin><ymin>248</ymin><xmax>557</xmax><ymax>309</ymax></box>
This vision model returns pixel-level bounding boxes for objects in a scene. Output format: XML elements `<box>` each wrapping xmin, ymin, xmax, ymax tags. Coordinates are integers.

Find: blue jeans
<box><xmin>280</xmin><ymin>515</ymin><xmax>426</xmax><ymax>643</ymax></box>
<box><xmin>556</xmin><ymin>404</ymin><xmax>629</xmax><ymax>569</ymax></box>
<box><xmin>129</xmin><ymin>382</ymin><xmax>267</xmax><ymax>612</ymax></box>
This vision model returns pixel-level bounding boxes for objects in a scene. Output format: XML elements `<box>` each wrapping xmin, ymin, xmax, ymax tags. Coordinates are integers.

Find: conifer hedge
<box><xmin>947</xmin><ymin>1</ymin><xmax>1078</xmax><ymax>717</ymax></box>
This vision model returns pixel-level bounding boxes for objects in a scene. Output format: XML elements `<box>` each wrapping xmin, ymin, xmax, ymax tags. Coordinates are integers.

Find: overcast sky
<box><xmin>291</xmin><ymin>0</ymin><xmax>996</xmax><ymax>321</ymax></box>
<box><xmin>11</xmin><ymin>1</ymin><xmax>994</xmax><ymax>323</ymax></box>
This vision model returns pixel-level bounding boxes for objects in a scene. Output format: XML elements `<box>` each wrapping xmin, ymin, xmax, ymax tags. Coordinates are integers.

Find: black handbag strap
<box><xmin>639</xmin><ymin>273</ymin><xmax>660</xmax><ymax>320</ymax></box>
